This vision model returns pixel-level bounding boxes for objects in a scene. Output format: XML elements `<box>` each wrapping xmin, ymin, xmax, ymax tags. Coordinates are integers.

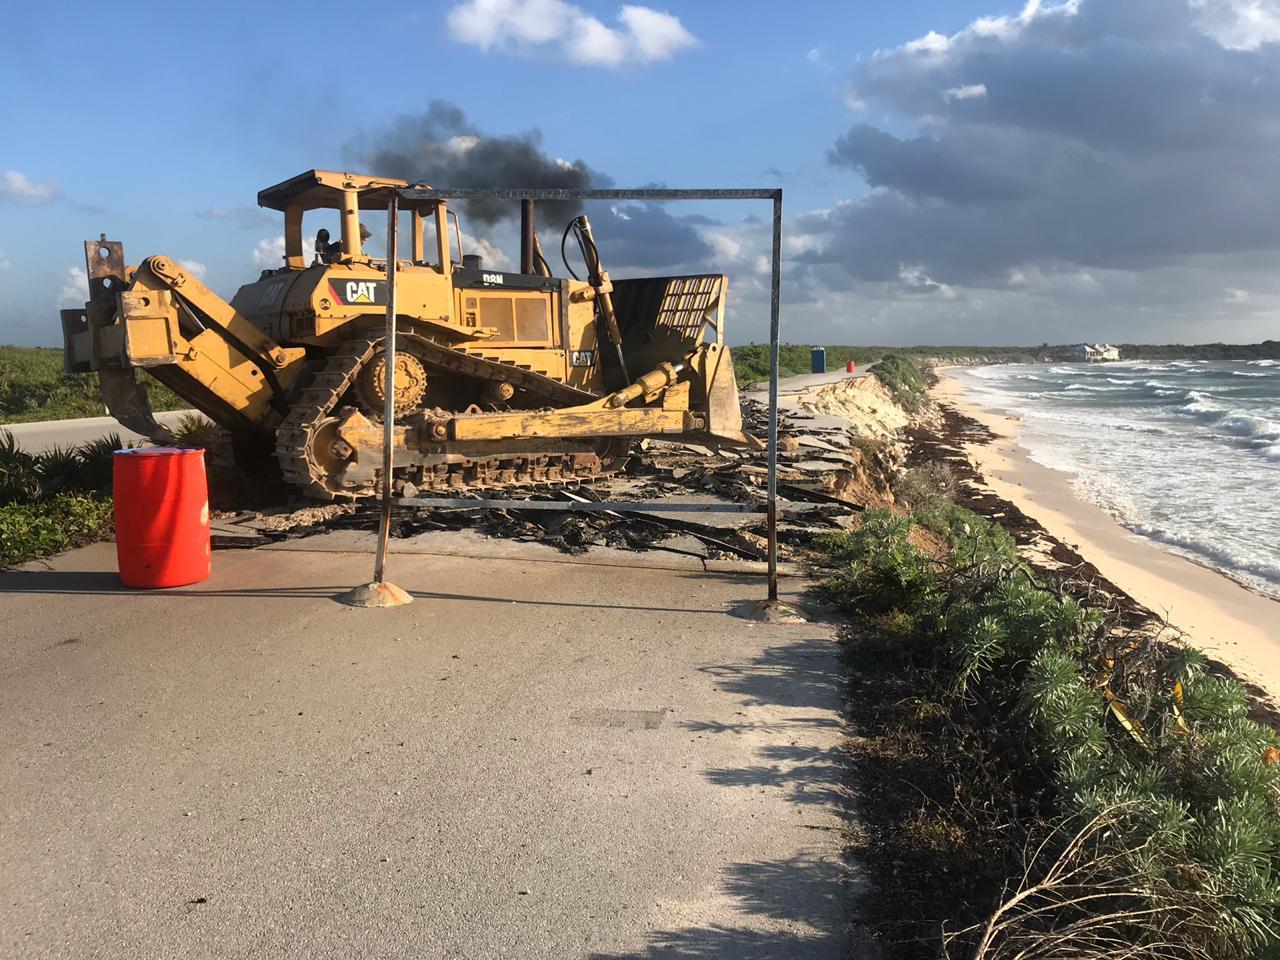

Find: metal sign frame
<box><xmin>369</xmin><ymin>186</ymin><xmax>784</xmax><ymax>600</ymax></box>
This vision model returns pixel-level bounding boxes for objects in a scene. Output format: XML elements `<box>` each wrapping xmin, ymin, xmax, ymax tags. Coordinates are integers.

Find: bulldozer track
<box><xmin>274</xmin><ymin>336</ymin><xmax>627</xmax><ymax>500</ymax></box>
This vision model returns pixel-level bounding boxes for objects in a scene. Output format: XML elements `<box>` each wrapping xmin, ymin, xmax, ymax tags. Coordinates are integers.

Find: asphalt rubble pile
<box><xmin>215</xmin><ymin>393</ymin><xmax>890</xmax><ymax>565</ymax></box>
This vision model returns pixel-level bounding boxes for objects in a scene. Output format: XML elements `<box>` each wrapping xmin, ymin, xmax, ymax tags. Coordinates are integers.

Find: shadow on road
<box><xmin>592</xmin><ymin>637</ymin><xmax>863</xmax><ymax>959</ymax></box>
<box><xmin>0</xmin><ymin>568</ymin><xmax>744</xmax><ymax>616</ymax></box>
<box><xmin>590</xmin><ymin>855</ymin><xmax>850</xmax><ymax>959</ymax></box>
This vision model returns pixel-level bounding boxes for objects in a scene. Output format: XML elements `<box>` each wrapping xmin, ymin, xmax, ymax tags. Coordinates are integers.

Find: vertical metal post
<box><xmin>766</xmin><ymin>191</ymin><xmax>782</xmax><ymax>602</ymax></box>
<box><xmin>520</xmin><ymin>199</ymin><xmax>536</xmax><ymax>275</ymax></box>
<box><xmin>372</xmin><ymin>195</ymin><xmax>399</xmax><ymax>584</ymax></box>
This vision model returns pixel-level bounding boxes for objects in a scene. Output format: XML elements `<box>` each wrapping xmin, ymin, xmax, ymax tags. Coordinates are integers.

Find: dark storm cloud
<box><xmin>350</xmin><ymin>100</ymin><xmax>708</xmax><ymax>270</ymax></box>
<box><xmin>583</xmin><ymin>202</ymin><xmax>711</xmax><ymax>269</ymax></box>
<box><xmin>811</xmin><ymin>0</ymin><xmax>1280</xmax><ymax>320</ymax></box>
<box><xmin>828</xmin><ymin>124</ymin><xmax>1024</xmax><ymax>205</ymax></box>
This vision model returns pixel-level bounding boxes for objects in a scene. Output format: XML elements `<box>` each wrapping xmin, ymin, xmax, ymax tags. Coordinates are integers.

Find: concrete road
<box><xmin>0</xmin><ymin>538</ymin><xmax>856</xmax><ymax>959</ymax></box>
<box><xmin>1</xmin><ymin>410</ymin><xmax>194</xmax><ymax>455</ymax></box>
<box><xmin>745</xmin><ymin>368</ymin><xmax>873</xmax><ymax>404</ymax></box>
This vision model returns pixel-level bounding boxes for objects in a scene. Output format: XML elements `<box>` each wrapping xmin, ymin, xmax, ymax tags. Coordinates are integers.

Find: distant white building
<box><xmin>1072</xmin><ymin>343</ymin><xmax>1121</xmax><ymax>362</ymax></box>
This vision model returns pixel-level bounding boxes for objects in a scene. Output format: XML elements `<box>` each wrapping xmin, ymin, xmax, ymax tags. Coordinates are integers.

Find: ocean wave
<box><xmin>1178</xmin><ymin>391</ymin><xmax>1224</xmax><ymax>416</ymax></box>
<box><xmin>1113</xmin><ymin>422</ymin><xmax>1170</xmax><ymax>435</ymax></box>
<box><xmin>1124</xmin><ymin>521</ymin><xmax>1280</xmax><ymax>593</ymax></box>
<box><xmin>1063</xmin><ymin>383</ymin><xmax>1126</xmax><ymax>393</ymax></box>
<box><xmin>976</xmin><ymin>362</ymin><xmax>1280</xmax><ymax>598</ymax></box>
<box><xmin>1218</xmin><ymin>413</ymin><xmax>1280</xmax><ymax>442</ymax></box>
<box><xmin>967</xmin><ymin>367</ymin><xmax>1004</xmax><ymax>380</ymax></box>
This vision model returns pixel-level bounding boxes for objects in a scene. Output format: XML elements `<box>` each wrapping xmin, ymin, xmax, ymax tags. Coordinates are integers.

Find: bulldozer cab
<box><xmin>256</xmin><ymin>170</ymin><xmax>454</xmax><ymax>274</ymax></box>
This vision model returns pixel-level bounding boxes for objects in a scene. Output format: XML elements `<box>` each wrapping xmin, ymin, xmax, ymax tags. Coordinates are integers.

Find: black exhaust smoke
<box><xmin>355</xmin><ymin>100</ymin><xmax>603</xmax><ymax>227</ymax></box>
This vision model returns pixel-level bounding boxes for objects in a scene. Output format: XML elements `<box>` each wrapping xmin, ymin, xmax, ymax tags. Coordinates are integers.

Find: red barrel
<box><xmin>846</xmin><ymin>360</ymin><xmax>857</xmax><ymax>373</ymax></box>
<box><xmin>112</xmin><ymin>448</ymin><xmax>211</xmax><ymax>588</ymax></box>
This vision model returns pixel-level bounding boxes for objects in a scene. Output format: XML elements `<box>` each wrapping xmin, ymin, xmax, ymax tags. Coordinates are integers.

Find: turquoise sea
<box><xmin>955</xmin><ymin>359</ymin><xmax>1280</xmax><ymax>599</ymax></box>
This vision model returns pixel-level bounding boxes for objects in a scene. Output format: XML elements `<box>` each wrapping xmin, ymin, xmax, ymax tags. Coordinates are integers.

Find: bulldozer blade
<box><xmin>697</xmin><ymin>345</ymin><xmax>753</xmax><ymax>445</ymax></box>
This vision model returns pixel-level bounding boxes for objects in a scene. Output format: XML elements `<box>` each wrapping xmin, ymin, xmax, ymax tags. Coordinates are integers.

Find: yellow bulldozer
<box><xmin>61</xmin><ymin>170</ymin><xmax>751</xmax><ymax>499</ymax></box>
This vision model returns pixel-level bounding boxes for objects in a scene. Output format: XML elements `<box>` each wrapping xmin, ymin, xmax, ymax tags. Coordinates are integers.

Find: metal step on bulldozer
<box><xmin>61</xmin><ymin>170</ymin><xmax>753</xmax><ymax>500</ymax></box>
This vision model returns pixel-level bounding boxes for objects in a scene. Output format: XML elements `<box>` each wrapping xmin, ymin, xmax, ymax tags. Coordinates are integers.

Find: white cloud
<box><xmin>898</xmin><ymin>265</ymin><xmax>957</xmax><ymax>299</ymax></box>
<box><xmin>1192</xmin><ymin>0</ymin><xmax>1280</xmax><ymax>49</ymax></box>
<box><xmin>706</xmin><ymin>231</ymin><xmax>742</xmax><ymax>261</ymax></box>
<box><xmin>784</xmin><ymin>233</ymin><xmax>825</xmax><ymax>256</ymax></box>
<box><xmin>877</xmin><ymin>0</ymin><xmax>1078</xmax><ymax>61</ymax></box>
<box><xmin>252</xmin><ymin>236</ymin><xmax>315</xmax><ymax>268</ymax></box>
<box><xmin>179</xmin><ymin>260</ymin><xmax>208</xmax><ymax>281</ymax></box>
<box><xmin>252</xmin><ymin>238</ymin><xmax>285</xmax><ymax>268</ymax></box>
<box><xmin>902</xmin><ymin>31</ymin><xmax>951</xmax><ymax>55</ymax></box>
<box><xmin>0</xmin><ymin>250</ymin><xmax>10</xmax><ymax>272</ymax></box>
<box><xmin>1</xmin><ymin>170</ymin><xmax>62</xmax><ymax>206</ymax></box>
<box><xmin>618</xmin><ymin>5</ymin><xmax>696</xmax><ymax>61</ymax></box>
<box><xmin>446</xmin><ymin>0</ymin><xmax>698</xmax><ymax>69</ymax></box>
<box><xmin>57</xmin><ymin>266</ymin><xmax>88</xmax><ymax>308</ymax></box>
<box><xmin>806</xmin><ymin>47</ymin><xmax>823</xmax><ymax>64</ymax></box>
<box><xmin>942</xmin><ymin>82</ymin><xmax>987</xmax><ymax>102</ymax></box>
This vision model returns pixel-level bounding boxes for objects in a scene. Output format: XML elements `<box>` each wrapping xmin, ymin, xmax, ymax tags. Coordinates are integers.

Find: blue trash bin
<box><xmin>810</xmin><ymin>347</ymin><xmax>827</xmax><ymax>374</ymax></box>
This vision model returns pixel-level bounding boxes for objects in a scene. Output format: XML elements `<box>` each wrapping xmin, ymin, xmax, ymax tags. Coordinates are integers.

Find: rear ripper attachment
<box><xmin>59</xmin><ymin>170</ymin><xmax>755</xmax><ymax>501</ymax></box>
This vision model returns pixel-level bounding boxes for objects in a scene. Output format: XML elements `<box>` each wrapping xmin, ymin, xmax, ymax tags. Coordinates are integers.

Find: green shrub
<box><xmin>0</xmin><ymin>493</ymin><xmax>113</xmax><ymax>567</ymax></box>
<box><xmin>816</xmin><ymin>496</ymin><xmax>1280</xmax><ymax>956</ymax></box>
<box><xmin>892</xmin><ymin>461</ymin><xmax>955</xmax><ymax>512</ymax></box>
<box><xmin>730</xmin><ymin>343</ymin><xmax>878</xmax><ymax>387</ymax></box>
<box><xmin>869</xmin><ymin>353</ymin><xmax>929</xmax><ymax>412</ymax></box>
<box><xmin>75</xmin><ymin>434</ymin><xmax>122</xmax><ymax>492</ymax></box>
<box><xmin>0</xmin><ymin>429</ymin><xmax>125</xmax><ymax>504</ymax></box>
<box><xmin>816</xmin><ymin>510</ymin><xmax>944</xmax><ymax>620</ymax></box>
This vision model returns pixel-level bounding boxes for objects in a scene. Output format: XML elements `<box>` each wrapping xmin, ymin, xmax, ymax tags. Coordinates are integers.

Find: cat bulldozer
<box><xmin>60</xmin><ymin>170</ymin><xmax>751</xmax><ymax>499</ymax></box>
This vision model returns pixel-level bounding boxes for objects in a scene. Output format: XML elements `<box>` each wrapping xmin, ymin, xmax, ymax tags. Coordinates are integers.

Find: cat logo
<box><xmin>327</xmin><ymin>279</ymin><xmax>387</xmax><ymax>307</ymax></box>
<box><xmin>346</xmin><ymin>281</ymin><xmax>377</xmax><ymax>304</ymax></box>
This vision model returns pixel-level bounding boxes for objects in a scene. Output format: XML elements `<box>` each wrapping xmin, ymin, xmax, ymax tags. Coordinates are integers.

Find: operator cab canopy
<box><xmin>256</xmin><ymin>169</ymin><xmax>446</xmax><ymax>271</ymax></box>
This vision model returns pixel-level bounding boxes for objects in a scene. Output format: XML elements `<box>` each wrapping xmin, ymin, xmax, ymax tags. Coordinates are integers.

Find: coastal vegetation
<box><xmin>867</xmin><ymin>354</ymin><xmax>930</xmax><ymax>412</ymax></box>
<box><xmin>0</xmin><ymin>430</ymin><xmax>118</xmax><ymax>567</ymax></box>
<box><xmin>1118</xmin><ymin>339</ymin><xmax>1280</xmax><ymax>361</ymax></box>
<box><xmin>819</xmin><ymin>361</ymin><xmax>1280</xmax><ymax>958</ymax></box>
<box><xmin>730</xmin><ymin>343</ymin><xmax>879</xmax><ymax>385</ymax></box>
<box><xmin>0</xmin><ymin>345</ymin><xmax>183</xmax><ymax>424</ymax></box>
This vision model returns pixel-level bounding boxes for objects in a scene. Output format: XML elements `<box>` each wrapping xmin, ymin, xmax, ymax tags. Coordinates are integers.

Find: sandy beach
<box><xmin>934</xmin><ymin>370</ymin><xmax>1280</xmax><ymax>700</ymax></box>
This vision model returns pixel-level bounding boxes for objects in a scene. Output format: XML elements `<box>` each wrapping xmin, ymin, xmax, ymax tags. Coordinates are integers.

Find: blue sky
<box><xmin>4</xmin><ymin>0</ymin><xmax>1280</xmax><ymax>347</ymax></box>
